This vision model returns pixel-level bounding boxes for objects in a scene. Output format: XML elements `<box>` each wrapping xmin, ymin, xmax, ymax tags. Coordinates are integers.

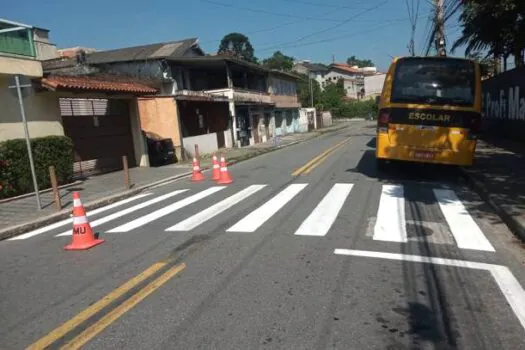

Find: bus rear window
<box><xmin>390</xmin><ymin>58</ymin><xmax>476</xmax><ymax>106</ymax></box>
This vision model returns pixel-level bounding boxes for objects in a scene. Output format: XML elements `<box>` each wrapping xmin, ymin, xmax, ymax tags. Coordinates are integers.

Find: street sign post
<box><xmin>7</xmin><ymin>74</ymin><xmax>41</xmax><ymax>210</ymax></box>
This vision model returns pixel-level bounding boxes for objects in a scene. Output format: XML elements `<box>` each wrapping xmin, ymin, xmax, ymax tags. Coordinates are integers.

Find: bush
<box><xmin>0</xmin><ymin>136</ymin><xmax>74</xmax><ymax>199</ymax></box>
<box><xmin>334</xmin><ymin>98</ymin><xmax>378</xmax><ymax>119</ymax></box>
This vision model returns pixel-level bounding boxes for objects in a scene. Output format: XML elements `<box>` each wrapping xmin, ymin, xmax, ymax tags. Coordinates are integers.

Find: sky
<box><xmin>3</xmin><ymin>0</ymin><xmax>465</xmax><ymax>72</ymax></box>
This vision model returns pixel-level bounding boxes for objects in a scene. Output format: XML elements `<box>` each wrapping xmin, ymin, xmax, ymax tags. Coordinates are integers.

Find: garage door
<box><xmin>60</xmin><ymin>98</ymin><xmax>136</xmax><ymax>177</ymax></box>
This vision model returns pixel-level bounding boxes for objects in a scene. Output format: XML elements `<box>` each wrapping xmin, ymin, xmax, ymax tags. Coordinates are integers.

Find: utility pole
<box><xmin>309</xmin><ymin>73</ymin><xmax>314</xmax><ymax>107</ymax></box>
<box><xmin>435</xmin><ymin>0</ymin><xmax>446</xmax><ymax>56</ymax></box>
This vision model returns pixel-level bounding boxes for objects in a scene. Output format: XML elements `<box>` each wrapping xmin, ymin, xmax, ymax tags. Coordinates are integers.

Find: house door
<box><xmin>264</xmin><ymin>113</ymin><xmax>271</xmax><ymax>140</ymax></box>
<box><xmin>252</xmin><ymin>114</ymin><xmax>261</xmax><ymax>143</ymax></box>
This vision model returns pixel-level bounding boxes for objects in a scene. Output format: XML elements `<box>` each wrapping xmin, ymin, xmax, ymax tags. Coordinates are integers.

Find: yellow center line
<box><xmin>302</xmin><ymin>142</ymin><xmax>347</xmax><ymax>175</ymax></box>
<box><xmin>292</xmin><ymin>138</ymin><xmax>350</xmax><ymax>176</ymax></box>
<box><xmin>60</xmin><ymin>263</ymin><xmax>186</xmax><ymax>350</ymax></box>
<box><xmin>26</xmin><ymin>261</ymin><xmax>167</xmax><ymax>350</ymax></box>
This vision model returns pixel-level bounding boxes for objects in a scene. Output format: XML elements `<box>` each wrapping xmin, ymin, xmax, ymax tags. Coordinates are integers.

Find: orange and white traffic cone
<box><xmin>211</xmin><ymin>153</ymin><xmax>220</xmax><ymax>181</ymax></box>
<box><xmin>217</xmin><ymin>155</ymin><xmax>233</xmax><ymax>184</ymax></box>
<box><xmin>64</xmin><ymin>192</ymin><xmax>105</xmax><ymax>251</ymax></box>
<box><xmin>191</xmin><ymin>157</ymin><xmax>205</xmax><ymax>182</ymax></box>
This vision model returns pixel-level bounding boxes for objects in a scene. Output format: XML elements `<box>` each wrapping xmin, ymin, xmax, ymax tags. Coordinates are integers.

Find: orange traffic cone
<box><xmin>211</xmin><ymin>153</ymin><xmax>220</xmax><ymax>181</ymax></box>
<box><xmin>217</xmin><ymin>155</ymin><xmax>233</xmax><ymax>184</ymax></box>
<box><xmin>191</xmin><ymin>157</ymin><xmax>205</xmax><ymax>182</ymax></box>
<box><xmin>64</xmin><ymin>192</ymin><xmax>105</xmax><ymax>251</ymax></box>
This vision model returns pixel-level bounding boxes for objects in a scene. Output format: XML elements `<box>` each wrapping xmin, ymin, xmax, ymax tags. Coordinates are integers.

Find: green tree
<box><xmin>297</xmin><ymin>73</ymin><xmax>322</xmax><ymax>107</ymax></box>
<box><xmin>218</xmin><ymin>32</ymin><xmax>257</xmax><ymax>63</ymax></box>
<box><xmin>262</xmin><ymin>51</ymin><xmax>295</xmax><ymax>71</ymax></box>
<box><xmin>346</xmin><ymin>55</ymin><xmax>375</xmax><ymax>67</ymax></box>
<box><xmin>452</xmin><ymin>0</ymin><xmax>524</xmax><ymax>69</ymax></box>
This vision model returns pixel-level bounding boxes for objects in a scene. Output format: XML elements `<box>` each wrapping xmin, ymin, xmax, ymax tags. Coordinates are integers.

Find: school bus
<box><xmin>375</xmin><ymin>55</ymin><xmax>482</xmax><ymax>169</ymax></box>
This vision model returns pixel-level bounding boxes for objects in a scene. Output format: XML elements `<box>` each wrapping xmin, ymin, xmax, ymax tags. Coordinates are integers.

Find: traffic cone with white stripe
<box><xmin>191</xmin><ymin>157</ymin><xmax>205</xmax><ymax>182</ymax></box>
<box><xmin>217</xmin><ymin>154</ymin><xmax>233</xmax><ymax>184</ymax></box>
<box><xmin>211</xmin><ymin>153</ymin><xmax>220</xmax><ymax>181</ymax></box>
<box><xmin>64</xmin><ymin>192</ymin><xmax>105</xmax><ymax>251</ymax></box>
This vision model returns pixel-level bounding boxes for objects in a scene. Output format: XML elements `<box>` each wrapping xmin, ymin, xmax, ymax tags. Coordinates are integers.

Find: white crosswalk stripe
<box><xmin>107</xmin><ymin>187</ymin><xmax>225</xmax><ymax>233</ymax></box>
<box><xmin>373</xmin><ymin>184</ymin><xmax>408</xmax><ymax>242</ymax></box>
<box><xmin>433</xmin><ymin>189</ymin><xmax>495</xmax><ymax>252</ymax></box>
<box><xmin>55</xmin><ymin>190</ymin><xmax>188</xmax><ymax>237</ymax></box>
<box><xmin>9</xmin><ymin>193</ymin><xmax>153</xmax><ymax>240</ymax></box>
<box><xmin>166</xmin><ymin>185</ymin><xmax>267</xmax><ymax>232</ymax></box>
<box><xmin>7</xmin><ymin>182</ymin><xmax>496</xmax><ymax>254</ymax></box>
<box><xmin>227</xmin><ymin>184</ymin><xmax>308</xmax><ymax>233</ymax></box>
<box><xmin>294</xmin><ymin>183</ymin><xmax>353</xmax><ymax>236</ymax></box>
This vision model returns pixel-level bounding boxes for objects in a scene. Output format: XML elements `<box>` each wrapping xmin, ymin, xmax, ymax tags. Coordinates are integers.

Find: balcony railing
<box><xmin>0</xmin><ymin>30</ymin><xmax>35</xmax><ymax>57</ymax></box>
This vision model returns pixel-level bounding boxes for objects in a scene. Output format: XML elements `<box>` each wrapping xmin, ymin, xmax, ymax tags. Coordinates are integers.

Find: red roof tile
<box><xmin>41</xmin><ymin>75</ymin><xmax>157</xmax><ymax>94</ymax></box>
<box><xmin>331</xmin><ymin>63</ymin><xmax>362</xmax><ymax>74</ymax></box>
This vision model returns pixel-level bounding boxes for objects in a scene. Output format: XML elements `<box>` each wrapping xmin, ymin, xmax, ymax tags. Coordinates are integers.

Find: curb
<box><xmin>0</xmin><ymin>171</ymin><xmax>193</xmax><ymax>241</ymax></box>
<box><xmin>0</xmin><ymin>124</ymin><xmax>350</xmax><ymax>241</ymax></box>
<box><xmin>0</xmin><ymin>180</ymin><xmax>84</xmax><ymax>204</ymax></box>
<box><xmin>459</xmin><ymin>167</ymin><xmax>525</xmax><ymax>243</ymax></box>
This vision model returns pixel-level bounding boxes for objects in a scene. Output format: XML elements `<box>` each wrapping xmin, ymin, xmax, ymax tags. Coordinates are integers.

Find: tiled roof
<box><xmin>40</xmin><ymin>75</ymin><xmax>157</xmax><ymax>94</ymax></box>
<box><xmin>330</xmin><ymin>63</ymin><xmax>362</xmax><ymax>74</ymax></box>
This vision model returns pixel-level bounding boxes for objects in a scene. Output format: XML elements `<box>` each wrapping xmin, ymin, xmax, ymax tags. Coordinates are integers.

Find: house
<box><xmin>322</xmin><ymin>63</ymin><xmax>378</xmax><ymax>100</ymax></box>
<box><xmin>267</xmin><ymin>70</ymin><xmax>303</xmax><ymax>135</ymax></box>
<box><xmin>292</xmin><ymin>60</ymin><xmax>329</xmax><ymax>87</ymax></box>
<box><xmin>0</xmin><ymin>18</ymin><xmax>61</xmax><ymax>142</ymax></box>
<box><xmin>363</xmin><ymin>72</ymin><xmax>386</xmax><ymax>99</ymax></box>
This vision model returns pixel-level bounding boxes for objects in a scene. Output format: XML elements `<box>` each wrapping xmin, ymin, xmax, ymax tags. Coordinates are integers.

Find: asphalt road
<box><xmin>2</xmin><ymin>121</ymin><xmax>525</xmax><ymax>350</ymax></box>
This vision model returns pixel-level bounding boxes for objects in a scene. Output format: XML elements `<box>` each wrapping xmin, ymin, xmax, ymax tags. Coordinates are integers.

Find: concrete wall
<box><xmin>183</xmin><ymin>133</ymin><xmax>218</xmax><ymax>155</ymax></box>
<box><xmin>137</xmin><ymin>96</ymin><xmax>183</xmax><ymax>160</ymax></box>
<box><xmin>0</xmin><ymin>76</ymin><xmax>63</xmax><ymax>141</ymax></box>
<box><xmin>0</xmin><ymin>55</ymin><xmax>43</xmax><ymax>77</ymax></box>
<box><xmin>129</xmin><ymin>99</ymin><xmax>149</xmax><ymax>167</ymax></box>
<box><xmin>298</xmin><ymin>108</ymin><xmax>312</xmax><ymax>132</ymax></box>
<box><xmin>322</xmin><ymin>111</ymin><xmax>333</xmax><ymax>127</ymax></box>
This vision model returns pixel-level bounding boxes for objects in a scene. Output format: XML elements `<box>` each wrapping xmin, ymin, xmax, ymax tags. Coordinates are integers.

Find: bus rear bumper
<box><xmin>376</xmin><ymin>144</ymin><xmax>475</xmax><ymax>167</ymax></box>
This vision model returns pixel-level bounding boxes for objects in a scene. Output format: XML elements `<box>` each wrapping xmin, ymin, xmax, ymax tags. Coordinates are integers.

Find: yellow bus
<box><xmin>375</xmin><ymin>56</ymin><xmax>482</xmax><ymax>169</ymax></box>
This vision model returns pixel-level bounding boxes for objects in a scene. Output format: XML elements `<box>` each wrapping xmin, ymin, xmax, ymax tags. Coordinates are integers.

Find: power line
<box><xmin>200</xmin><ymin>0</ymin><xmax>357</xmax><ymax>22</ymax></box>
<box><xmin>258</xmin><ymin>1</ymin><xmax>389</xmax><ymax>52</ymax></box>
<box><xmin>281</xmin><ymin>0</ymin><xmax>372</xmax><ymax>9</ymax></box>
<box><xmin>258</xmin><ymin>20</ymin><xmax>405</xmax><ymax>53</ymax></box>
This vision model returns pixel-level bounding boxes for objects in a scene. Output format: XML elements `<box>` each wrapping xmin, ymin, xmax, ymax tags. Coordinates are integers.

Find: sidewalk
<box><xmin>461</xmin><ymin>136</ymin><xmax>525</xmax><ymax>242</ymax></box>
<box><xmin>0</xmin><ymin>122</ymin><xmax>349</xmax><ymax>240</ymax></box>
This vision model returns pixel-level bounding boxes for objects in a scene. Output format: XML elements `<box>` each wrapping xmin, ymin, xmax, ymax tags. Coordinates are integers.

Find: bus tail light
<box><xmin>377</xmin><ymin>109</ymin><xmax>390</xmax><ymax>133</ymax></box>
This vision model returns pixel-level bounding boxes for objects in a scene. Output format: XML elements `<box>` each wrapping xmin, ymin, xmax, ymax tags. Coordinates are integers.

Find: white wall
<box><xmin>364</xmin><ymin>73</ymin><xmax>386</xmax><ymax>98</ymax></box>
<box><xmin>0</xmin><ymin>77</ymin><xmax>63</xmax><ymax>141</ymax></box>
<box><xmin>183</xmin><ymin>133</ymin><xmax>218</xmax><ymax>156</ymax></box>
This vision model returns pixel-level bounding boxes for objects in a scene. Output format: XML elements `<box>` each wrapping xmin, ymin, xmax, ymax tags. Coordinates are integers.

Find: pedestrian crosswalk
<box><xmin>7</xmin><ymin>182</ymin><xmax>496</xmax><ymax>252</ymax></box>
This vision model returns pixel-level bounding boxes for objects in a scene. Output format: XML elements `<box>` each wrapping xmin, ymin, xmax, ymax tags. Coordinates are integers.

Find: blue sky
<box><xmin>4</xmin><ymin>0</ymin><xmax>464</xmax><ymax>72</ymax></box>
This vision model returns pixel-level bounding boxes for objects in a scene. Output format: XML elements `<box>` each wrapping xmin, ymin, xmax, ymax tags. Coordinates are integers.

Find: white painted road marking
<box><xmin>108</xmin><ymin>187</ymin><xmax>225</xmax><ymax>233</ymax></box>
<box><xmin>433</xmin><ymin>189</ymin><xmax>495</xmax><ymax>252</ymax></box>
<box><xmin>9</xmin><ymin>193</ymin><xmax>153</xmax><ymax>240</ymax></box>
<box><xmin>333</xmin><ymin>249</ymin><xmax>525</xmax><ymax>332</ymax></box>
<box><xmin>56</xmin><ymin>190</ymin><xmax>188</xmax><ymax>237</ymax></box>
<box><xmin>227</xmin><ymin>184</ymin><xmax>308</xmax><ymax>232</ymax></box>
<box><xmin>166</xmin><ymin>185</ymin><xmax>267</xmax><ymax>231</ymax></box>
<box><xmin>373</xmin><ymin>184</ymin><xmax>407</xmax><ymax>242</ymax></box>
<box><xmin>294</xmin><ymin>183</ymin><xmax>353</xmax><ymax>236</ymax></box>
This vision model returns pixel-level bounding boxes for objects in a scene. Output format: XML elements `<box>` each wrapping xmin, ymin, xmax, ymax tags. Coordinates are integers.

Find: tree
<box><xmin>296</xmin><ymin>73</ymin><xmax>322</xmax><ymax>107</ymax></box>
<box><xmin>319</xmin><ymin>79</ymin><xmax>346</xmax><ymax>112</ymax></box>
<box><xmin>452</xmin><ymin>0</ymin><xmax>524</xmax><ymax>69</ymax></box>
<box><xmin>218</xmin><ymin>33</ymin><xmax>257</xmax><ymax>63</ymax></box>
<box><xmin>346</xmin><ymin>56</ymin><xmax>375</xmax><ymax>67</ymax></box>
<box><xmin>262</xmin><ymin>51</ymin><xmax>294</xmax><ymax>71</ymax></box>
